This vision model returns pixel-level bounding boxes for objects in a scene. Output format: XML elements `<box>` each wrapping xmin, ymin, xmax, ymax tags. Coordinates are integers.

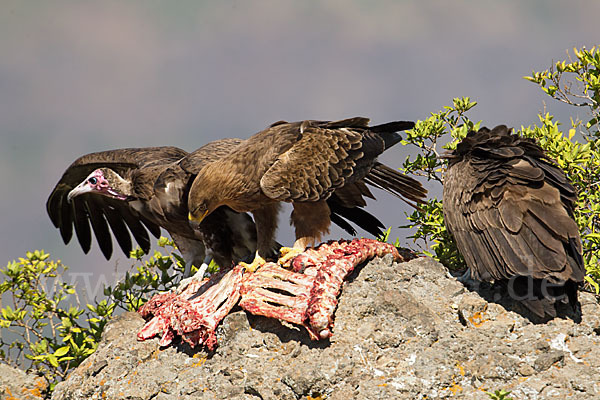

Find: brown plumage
<box><xmin>442</xmin><ymin>125</ymin><xmax>584</xmax><ymax>318</ymax></box>
<box><xmin>47</xmin><ymin>145</ymin><xmax>261</xmax><ymax>273</ymax></box>
<box><xmin>188</xmin><ymin>117</ymin><xmax>427</xmax><ymax>269</ymax></box>
<box><xmin>47</xmin><ymin>139</ymin><xmax>394</xmax><ymax>273</ymax></box>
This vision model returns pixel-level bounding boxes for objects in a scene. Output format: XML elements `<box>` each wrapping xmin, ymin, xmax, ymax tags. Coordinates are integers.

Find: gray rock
<box><xmin>52</xmin><ymin>257</ymin><xmax>600</xmax><ymax>400</ymax></box>
<box><xmin>534</xmin><ymin>350</ymin><xmax>564</xmax><ymax>372</ymax></box>
<box><xmin>0</xmin><ymin>362</ymin><xmax>48</xmax><ymax>399</ymax></box>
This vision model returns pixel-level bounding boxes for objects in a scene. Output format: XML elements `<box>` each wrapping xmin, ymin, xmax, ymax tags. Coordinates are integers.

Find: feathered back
<box><xmin>443</xmin><ymin>125</ymin><xmax>584</xmax><ymax>318</ymax></box>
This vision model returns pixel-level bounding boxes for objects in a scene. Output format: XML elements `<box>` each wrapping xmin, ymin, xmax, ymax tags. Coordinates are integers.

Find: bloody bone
<box><xmin>240</xmin><ymin>239</ymin><xmax>402</xmax><ymax>340</ymax></box>
<box><xmin>137</xmin><ymin>265</ymin><xmax>245</xmax><ymax>350</ymax></box>
<box><xmin>138</xmin><ymin>238</ymin><xmax>403</xmax><ymax>348</ymax></box>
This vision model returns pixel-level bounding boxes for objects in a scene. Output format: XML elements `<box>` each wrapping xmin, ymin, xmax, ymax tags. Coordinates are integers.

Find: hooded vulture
<box><xmin>46</xmin><ymin>143</ymin><xmax>262</xmax><ymax>275</ymax></box>
<box><xmin>188</xmin><ymin>117</ymin><xmax>427</xmax><ymax>271</ymax></box>
<box><xmin>47</xmin><ymin>139</ymin><xmax>396</xmax><ymax>274</ymax></box>
<box><xmin>442</xmin><ymin>125</ymin><xmax>584</xmax><ymax>318</ymax></box>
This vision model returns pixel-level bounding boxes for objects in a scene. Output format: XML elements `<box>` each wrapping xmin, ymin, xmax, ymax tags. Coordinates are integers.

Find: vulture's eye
<box><xmin>89</xmin><ymin>177</ymin><xmax>98</xmax><ymax>185</ymax></box>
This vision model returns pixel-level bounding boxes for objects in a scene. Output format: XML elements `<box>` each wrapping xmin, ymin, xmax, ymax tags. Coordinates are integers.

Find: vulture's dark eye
<box><xmin>89</xmin><ymin>177</ymin><xmax>98</xmax><ymax>185</ymax></box>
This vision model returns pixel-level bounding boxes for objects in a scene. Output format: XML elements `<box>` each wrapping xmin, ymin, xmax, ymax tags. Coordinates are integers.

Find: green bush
<box><xmin>401</xmin><ymin>45</ymin><xmax>600</xmax><ymax>293</ymax></box>
<box><xmin>0</xmin><ymin>238</ymin><xmax>192</xmax><ymax>392</ymax></box>
<box><xmin>0</xmin><ymin>250</ymin><xmax>111</xmax><ymax>391</ymax></box>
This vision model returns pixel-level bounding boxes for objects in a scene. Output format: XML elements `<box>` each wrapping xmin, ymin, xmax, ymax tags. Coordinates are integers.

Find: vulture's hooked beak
<box><xmin>67</xmin><ymin>183</ymin><xmax>93</xmax><ymax>202</ymax></box>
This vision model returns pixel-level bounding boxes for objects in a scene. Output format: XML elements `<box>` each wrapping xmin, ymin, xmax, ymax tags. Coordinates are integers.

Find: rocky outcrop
<box><xmin>51</xmin><ymin>256</ymin><xmax>600</xmax><ymax>399</ymax></box>
<box><xmin>0</xmin><ymin>362</ymin><xmax>48</xmax><ymax>400</ymax></box>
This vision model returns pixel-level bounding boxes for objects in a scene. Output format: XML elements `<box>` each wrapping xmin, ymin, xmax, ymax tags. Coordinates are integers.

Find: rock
<box><xmin>51</xmin><ymin>256</ymin><xmax>600</xmax><ymax>399</ymax></box>
<box><xmin>0</xmin><ymin>363</ymin><xmax>48</xmax><ymax>399</ymax></box>
<box><xmin>534</xmin><ymin>350</ymin><xmax>564</xmax><ymax>372</ymax></box>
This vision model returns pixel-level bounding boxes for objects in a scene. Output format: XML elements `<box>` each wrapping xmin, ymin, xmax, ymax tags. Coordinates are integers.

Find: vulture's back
<box><xmin>443</xmin><ymin>125</ymin><xmax>584</xmax><ymax>318</ymax></box>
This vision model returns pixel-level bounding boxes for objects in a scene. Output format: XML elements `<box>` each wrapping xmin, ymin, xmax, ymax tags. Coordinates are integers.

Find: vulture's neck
<box><xmin>105</xmin><ymin>169</ymin><xmax>135</xmax><ymax>197</ymax></box>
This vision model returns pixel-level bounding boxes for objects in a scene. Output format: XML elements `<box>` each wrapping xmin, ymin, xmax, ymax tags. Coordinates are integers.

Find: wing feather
<box><xmin>100</xmin><ymin>201</ymin><xmax>133</xmax><ymax>256</ymax></box>
<box><xmin>58</xmin><ymin>193</ymin><xmax>74</xmax><ymax>244</ymax></box>
<box><xmin>260</xmin><ymin>125</ymin><xmax>365</xmax><ymax>201</ymax></box>
<box><xmin>47</xmin><ymin>147</ymin><xmax>186</xmax><ymax>257</ymax></box>
<box><xmin>71</xmin><ymin>198</ymin><xmax>92</xmax><ymax>254</ymax></box>
<box><xmin>84</xmin><ymin>197</ymin><xmax>113</xmax><ymax>260</ymax></box>
<box><xmin>443</xmin><ymin>125</ymin><xmax>584</xmax><ymax>291</ymax></box>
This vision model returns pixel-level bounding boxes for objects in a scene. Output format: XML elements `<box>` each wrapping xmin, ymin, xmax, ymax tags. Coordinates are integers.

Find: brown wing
<box><xmin>259</xmin><ymin>117</ymin><xmax>410</xmax><ymax>202</ymax></box>
<box><xmin>443</xmin><ymin>126</ymin><xmax>584</xmax><ymax>284</ymax></box>
<box><xmin>256</xmin><ymin>118</ymin><xmax>424</xmax><ymax>236</ymax></box>
<box><xmin>179</xmin><ymin>138</ymin><xmax>244</xmax><ymax>174</ymax></box>
<box><xmin>47</xmin><ymin>147</ymin><xmax>187</xmax><ymax>259</ymax></box>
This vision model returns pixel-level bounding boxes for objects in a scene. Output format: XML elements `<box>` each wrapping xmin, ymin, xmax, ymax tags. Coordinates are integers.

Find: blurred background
<box><xmin>1</xmin><ymin>1</ymin><xmax>598</xmax><ymax>298</ymax></box>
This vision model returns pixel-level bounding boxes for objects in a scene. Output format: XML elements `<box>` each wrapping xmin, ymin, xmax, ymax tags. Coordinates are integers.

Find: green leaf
<box><xmin>47</xmin><ymin>354</ymin><xmax>59</xmax><ymax>368</ymax></box>
<box><xmin>54</xmin><ymin>346</ymin><xmax>70</xmax><ymax>357</ymax></box>
<box><xmin>585</xmin><ymin>276</ymin><xmax>600</xmax><ymax>294</ymax></box>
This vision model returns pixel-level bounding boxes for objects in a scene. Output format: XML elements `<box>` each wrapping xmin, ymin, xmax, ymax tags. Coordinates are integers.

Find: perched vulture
<box><xmin>188</xmin><ymin>117</ymin><xmax>427</xmax><ymax>271</ymax></box>
<box><xmin>442</xmin><ymin>125</ymin><xmax>585</xmax><ymax>318</ymax></box>
<box><xmin>47</xmin><ymin>140</ymin><xmax>394</xmax><ymax>274</ymax></box>
<box><xmin>46</xmin><ymin>144</ymin><xmax>261</xmax><ymax>275</ymax></box>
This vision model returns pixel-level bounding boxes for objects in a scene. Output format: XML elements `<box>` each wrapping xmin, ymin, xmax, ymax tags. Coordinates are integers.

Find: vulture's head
<box><xmin>68</xmin><ymin>168</ymin><xmax>132</xmax><ymax>202</ymax></box>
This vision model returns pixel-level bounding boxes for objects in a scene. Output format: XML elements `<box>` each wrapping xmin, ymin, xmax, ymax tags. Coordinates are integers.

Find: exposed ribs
<box><xmin>137</xmin><ymin>238</ymin><xmax>404</xmax><ymax>349</ymax></box>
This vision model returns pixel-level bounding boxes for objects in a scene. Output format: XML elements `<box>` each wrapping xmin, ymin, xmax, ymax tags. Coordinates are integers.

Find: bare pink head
<box><xmin>68</xmin><ymin>168</ymin><xmax>130</xmax><ymax>202</ymax></box>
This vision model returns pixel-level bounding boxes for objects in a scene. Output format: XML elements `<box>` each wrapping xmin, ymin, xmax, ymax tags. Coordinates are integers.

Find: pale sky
<box><xmin>1</xmin><ymin>1</ymin><xmax>598</xmax><ymax>299</ymax></box>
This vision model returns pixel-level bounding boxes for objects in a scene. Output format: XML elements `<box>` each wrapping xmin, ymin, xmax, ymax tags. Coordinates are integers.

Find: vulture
<box><xmin>442</xmin><ymin>125</ymin><xmax>585</xmax><ymax>318</ymax></box>
<box><xmin>47</xmin><ymin>139</ymin><xmax>396</xmax><ymax>275</ymax></box>
<box><xmin>46</xmin><ymin>143</ymin><xmax>261</xmax><ymax>275</ymax></box>
<box><xmin>188</xmin><ymin>117</ymin><xmax>427</xmax><ymax>271</ymax></box>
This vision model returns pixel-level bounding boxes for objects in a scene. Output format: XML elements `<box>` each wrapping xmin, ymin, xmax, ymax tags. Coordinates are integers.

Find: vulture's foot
<box><xmin>456</xmin><ymin>268</ymin><xmax>481</xmax><ymax>290</ymax></box>
<box><xmin>278</xmin><ymin>246</ymin><xmax>304</xmax><ymax>267</ymax></box>
<box><xmin>239</xmin><ymin>253</ymin><xmax>266</xmax><ymax>273</ymax></box>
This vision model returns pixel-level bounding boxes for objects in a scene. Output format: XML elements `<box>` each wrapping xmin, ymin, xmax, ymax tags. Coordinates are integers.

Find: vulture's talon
<box><xmin>239</xmin><ymin>254</ymin><xmax>266</xmax><ymax>273</ymax></box>
<box><xmin>278</xmin><ymin>246</ymin><xmax>304</xmax><ymax>267</ymax></box>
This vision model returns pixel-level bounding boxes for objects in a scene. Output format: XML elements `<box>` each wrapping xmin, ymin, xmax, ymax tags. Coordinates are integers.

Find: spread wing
<box><xmin>443</xmin><ymin>126</ymin><xmax>584</xmax><ymax>285</ymax></box>
<box><xmin>47</xmin><ymin>147</ymin><xmax>187</xmax><ymax>259</ymax></box>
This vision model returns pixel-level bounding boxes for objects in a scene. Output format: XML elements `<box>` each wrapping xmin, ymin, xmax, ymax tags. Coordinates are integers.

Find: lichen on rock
<box><xmin>52</xmin><ymin>256</ymin><xmax>600</xmax><ymax>400</ymax></box>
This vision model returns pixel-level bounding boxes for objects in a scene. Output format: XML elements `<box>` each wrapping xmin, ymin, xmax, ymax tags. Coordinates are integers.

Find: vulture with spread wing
<box><xmin>442</xmin><ymin>125</ymin><xmax>584</xmax><ymax>318</ymax></box>
<box><xmin>47</xmin><ymin>139</ymin><xmax>395</xmax><ymax>274</ymax></box>
<box><xmin>188</xmin><ymin>117</ymin><xmax>427</xmax><ymax>271</ymax></box>
<box><xmin>46</xmin><ymin>143</ymin><xmax>261</xmax><ymax>275</ymax></box>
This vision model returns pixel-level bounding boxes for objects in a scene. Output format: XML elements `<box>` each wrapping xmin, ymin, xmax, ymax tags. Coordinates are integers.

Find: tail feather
<box><xmin>364</xmin><ymin>163</ymin><xmax>427</xmax><ymax>207</ymax></box>
<box><xmin>330</xmin><ymin>213</ymin><xmax>357</xmax><ymax>236</ymax></box>
<box><xmin>328</xmin><ymin>201</ymin><xmax>385</xmax><ymax>238</ymax></box>
<box><xmin>370</xmin><ymin>121</ymin><xmax>414</xmax><ymax>149</ymax></box>
<box><xmin>501</xmin><ymin>276</ymin><xmax>582</xmax><ymax>321</ymax></box>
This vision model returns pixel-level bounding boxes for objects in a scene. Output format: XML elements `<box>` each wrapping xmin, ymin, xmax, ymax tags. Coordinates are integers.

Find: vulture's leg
<box><xmin>280</xmin><ymin>200</ymin><xmax>331</xmax><ymax>265</ymax></box>
<box><xmin>241</xmin><ymin>203</ymin><xmax>280</xmax><ymax>272</ymax></box>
